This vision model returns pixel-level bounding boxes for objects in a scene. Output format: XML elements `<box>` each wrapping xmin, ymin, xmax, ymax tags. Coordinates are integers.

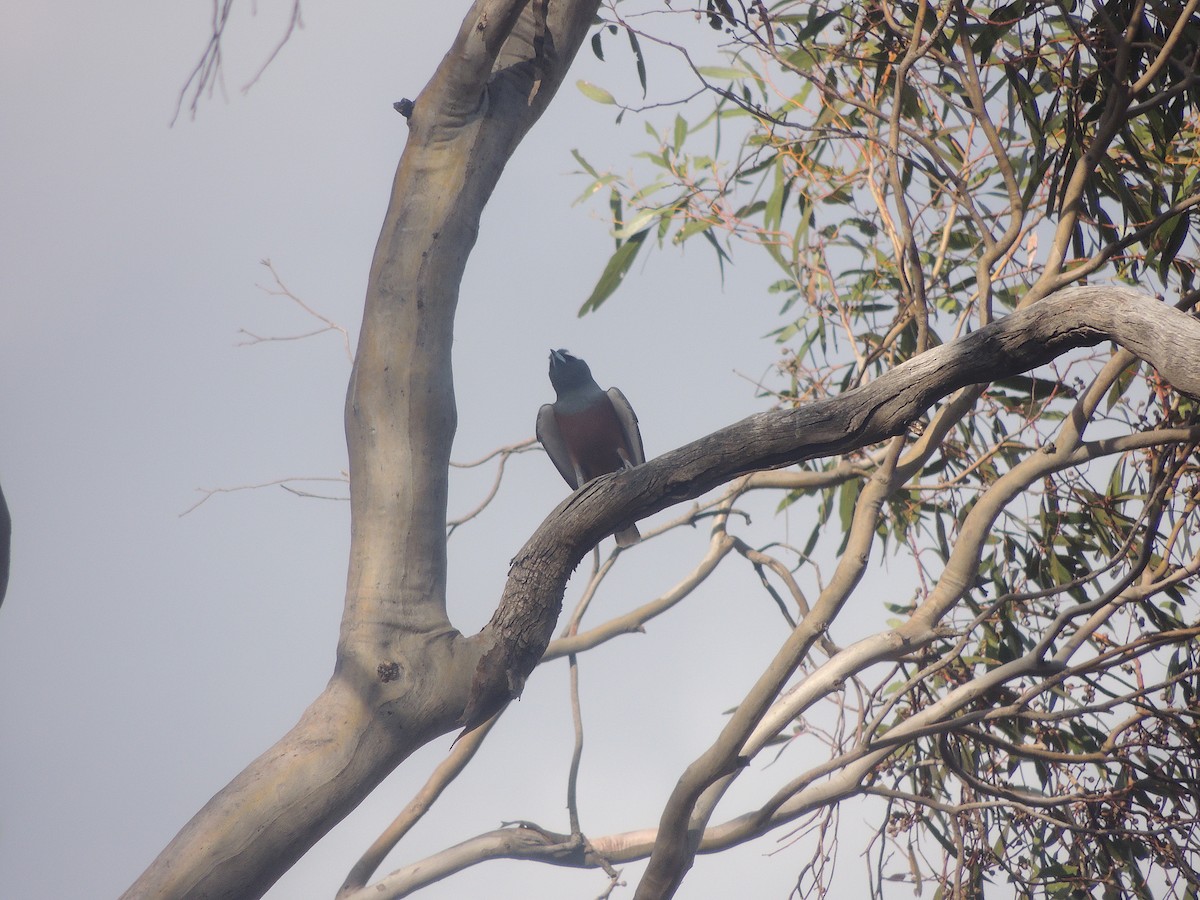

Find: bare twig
<box><xmin>241</xmin><ymin>0</ymin><xmax>304</xmax><ymax>94</ymax></box>
<box><xmin>239</xmin><ymin>259</ymin><xmax>353</xmax><ymax>361</ymax></box>
<box><xmin>447</xmin><ymin>439</ymin><xmax>539</xmax><ymax>535</ymax></box>
<box><xmin>180</xmin><ymin>474</ymin><xmax>348</xmax><ymax>516</ymax></box>
<box><xmin>172</xmin><ymin>1</ymin><xmax>306</xmax><ymax>123</ymax></box>
<box><xmin>172</xmin><ymin>0</ymin><xmax>234</xmax><ymax>124</ymax></box>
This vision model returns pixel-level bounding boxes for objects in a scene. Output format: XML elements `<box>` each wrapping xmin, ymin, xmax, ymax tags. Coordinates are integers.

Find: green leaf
<box><xmin>629</xmin><ymin>179</ymin><xmax>672</xmax><ymax>204</ymax></box>
<box><xmin>569</xmin><ymin>148</ymin><xmax>599</xmax><ymax>178</ymax></box>
<box><xmin>578</xmin><ymin>229</ymin><xmax>649</xmax><ymax>315</ymax></box>
<box><xmin>613</xmin><ymin>205</ymin><xmax>665</xmax><ymax>239</ymax></box>
<box><xmin>1105</xmin><ymin>360</ymin><xmax>1142</xmax><ymax>412</ymax></box>
<box><xmin>608</xmin><ymin>187</ymin><xmax>623</xmax><ymax>250</ymax></box>
<box><xmin>1155</xmin><ymin>211</ymin><xmax>1191</xmax><ymax>282</ymax></box>
<box><xmin>697</xmin><ymin>66</ymin><xmax>754</xmax><ymax>81</ymax></box>
<box><xmin>626</xmin><ymin>28</ymin><xmax>647</xmax><ymax>98</ymax></box>
<box><xmin>992</xmin><ymin>375</ymin><xmax>1075</xmax><ymax>399</ymax></box>
<box><xmin>837</xmin><ymin>478</ymin><xmax>862</xmax><ymax>553</ymax></box>
<box><xmin>571</xmin><ymin>173</ymin><xmax>619</xmax><ymax>206</ymax></box>
<box><xmin>675</xmin><ymin>217</ymin><xmax>715</xmax><ymax>243</ymax></box>
<box><xmin>673</xmin><ymin>114</ymin><xmax>687</xmax><ymax>151</ymax></box>
<box><xmin>796</xmin><ymin>9</ymin><xmax>839</xmax><ymax>41</ymax></box>
<box><xmin>698</xmin><ymin>227</ymin><xmax>730</xmax><ymax>284</ymax></box>
<box><xmin>576</xmin><ymin>80</ymin><xmax>616</xmax><ymax>105</ymax></box>
<box><xmin>784</xmin><ymin>46</ymin><xmax>817</xmax><ymax>71</ymax></box>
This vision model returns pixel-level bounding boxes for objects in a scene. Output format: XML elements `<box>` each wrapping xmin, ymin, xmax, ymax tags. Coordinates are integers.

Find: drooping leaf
<box><xmin>626</xmin><ymin>27</ymin><xmax>647</xmax><ymax>98</ymax></box>
<box><xmin>673</xmin><ymin>114</ymin><xmax>687</xmax><ymax>151</ymax></box>
<box><xmin>1154</xmin><ymin>211</ymin><xmax>1191</xmax><ymax>282</ymax></box>
<box><xmin>569</xmin><ymin>148</ymin><xmax>599</xmax><ymax>178</ymax></box>
<box><xmin>614</xmin><ymin>205</ymin><xmax>666</xmax><ymax>239</ymax></box>
<box><xmin>578</xmin><ymin>229</ymin><xmax>649</xmax><ymax>315</ymax></box>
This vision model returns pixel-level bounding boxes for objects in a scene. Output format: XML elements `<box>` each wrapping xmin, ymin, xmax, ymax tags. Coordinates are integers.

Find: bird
<box><xmin>536</xmin><ymin>349</ymin><xmax>645</xmax><ymax>547</ymax></box>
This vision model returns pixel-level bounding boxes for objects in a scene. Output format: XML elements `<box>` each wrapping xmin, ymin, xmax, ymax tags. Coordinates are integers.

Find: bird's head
<box><xmin>548</xmin><ymin>349</ymin><xmax>596</xmax><ymax>393</ymax></box>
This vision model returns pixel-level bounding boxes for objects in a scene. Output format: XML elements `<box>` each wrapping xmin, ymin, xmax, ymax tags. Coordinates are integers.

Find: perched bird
<box><xmin>536</xmin><ymin>349</ymin><xmax>646</xmax><ymax>547</ymax></box>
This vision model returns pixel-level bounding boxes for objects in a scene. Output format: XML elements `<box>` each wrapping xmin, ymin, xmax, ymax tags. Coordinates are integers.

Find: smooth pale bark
<box><xmin>119</xmin><ymin>8</ymin><xmax>1200</xmax><ymax>899</ymax></box>
<box><xmin>122</xmin><ymin>3</ymin><xmax>601</xmax><ymax>898</ymax></box>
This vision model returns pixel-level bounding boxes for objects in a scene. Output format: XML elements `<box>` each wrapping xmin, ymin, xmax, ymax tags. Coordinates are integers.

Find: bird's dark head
<box><xmin>548</xmin><ymin>349</ymin><xmax>597</xmax><ymax>394</ymax></box>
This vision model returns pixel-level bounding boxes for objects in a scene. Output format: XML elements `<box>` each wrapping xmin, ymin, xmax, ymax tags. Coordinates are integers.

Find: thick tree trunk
<box><xmin>122</xmin><ymin>3</ymin><xmax>601</xmax><ymax>897</ymax></box>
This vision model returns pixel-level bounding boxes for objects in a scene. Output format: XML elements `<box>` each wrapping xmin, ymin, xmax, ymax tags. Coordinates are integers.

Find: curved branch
<box><xmin>447</xmin><ymin>440</ymin><xmax>538</xmax><ymax>534</ymax></box>
<box><xmin>543</xmin><ymin>511</ymin><xmax>737</xmax><ymax>661</ymax></box>
<box><xmin>468</xmin><ymin>286</ymin><xmax>1200</xmax><ymax>729</ymax></box>
<box><xmin>338</xmin><ymin>715</ymin><xmax>500</xmax><ymax>896</ymax></box>
<box><xmin>462</xmin><ymin>285</ymin><xmax>1200</xmax><ymax>897</ymax></box>
<box><xmin>349</xmin><ymin>823</ymin><xmax>606</xmax><ymax>900</ymax></box>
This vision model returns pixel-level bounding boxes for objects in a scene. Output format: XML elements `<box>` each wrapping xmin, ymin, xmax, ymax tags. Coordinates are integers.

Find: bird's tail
<box><xmin>614</xmin><ymin>523</ymin><xmax>641</xmax><ymax>548</ymax></box>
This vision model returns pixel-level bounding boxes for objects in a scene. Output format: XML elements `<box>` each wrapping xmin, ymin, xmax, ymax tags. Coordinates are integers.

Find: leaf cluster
<box><xmin>569</xmin><ymin>1</ymin><xmax>1200</xmax><ymax>895</ymax></box>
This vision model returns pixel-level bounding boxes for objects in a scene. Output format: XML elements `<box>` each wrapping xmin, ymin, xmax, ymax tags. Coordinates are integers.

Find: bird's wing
<box><xmin>536</xmin><ymin>403</ymin><xmax>581</xmax><ymax>489</ymax></box>
<box><xmin>607</xmin><ymin>387</ymin><xmax>646</xmax><ymax>467</ymax></box>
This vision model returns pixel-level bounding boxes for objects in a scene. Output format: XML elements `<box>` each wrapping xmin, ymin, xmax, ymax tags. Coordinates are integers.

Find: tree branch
<box><xmin>462</xmin><ymin>285</ymin><xmax>1200</xmax><ymax>897</ymax></box>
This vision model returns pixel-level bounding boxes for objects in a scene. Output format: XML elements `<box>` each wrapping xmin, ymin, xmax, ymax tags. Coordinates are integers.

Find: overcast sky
<box><xmin>0</xmin><ymin>4</ymin><xmax>879</xmax><ymax>897</ymax></box>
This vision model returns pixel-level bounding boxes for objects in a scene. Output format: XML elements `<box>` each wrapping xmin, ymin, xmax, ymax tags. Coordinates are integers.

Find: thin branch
<box><xmin>179</xmin><ymin>475</ymin><xmax>348</xmax><ymax>516</ymax></box>
<box><xmin>447</xmin><ymin>440</ymin><xmax>539</xmax><ymax>534</ymax></box>
<box><xmin>241</xmin><ymin>259</ymin><xmax>353</xmax><ymax>361</ymax></box>
<box><xmin>172</xmin><ymin>0</ymin><xmax>307</xmax><ymax>123</ymax></box>
<box><xmin>450</xmin><ymin>438</ymin><xmax>538</xmax><ymax>469</ymax></box>
<box><xmin>338</xmin><ymin>714</ymin><xmax>502</xmax><ymax>897</ymax></box>
<box><xmin>241</xmin><ymin>0</ymin><xmax>304</xmax><ymax>94</ymax></box>
<box><xmin>172</xmin><ymin>0</ymin><xmax>234</xmax><ymax>124</ymax></box>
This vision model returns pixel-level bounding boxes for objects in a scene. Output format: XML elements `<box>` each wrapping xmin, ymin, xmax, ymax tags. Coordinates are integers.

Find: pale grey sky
<box><xmin>0</xmin><ymin>4</ymin><xmax>872</xmax><ymax>898</ymax></box>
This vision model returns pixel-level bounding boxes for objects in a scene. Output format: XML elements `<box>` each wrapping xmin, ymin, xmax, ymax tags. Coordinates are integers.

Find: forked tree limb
<box><xmin>122</xmin><ymin>3</ymin><xmax>602</xmax><ymax>898</ymax></box>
